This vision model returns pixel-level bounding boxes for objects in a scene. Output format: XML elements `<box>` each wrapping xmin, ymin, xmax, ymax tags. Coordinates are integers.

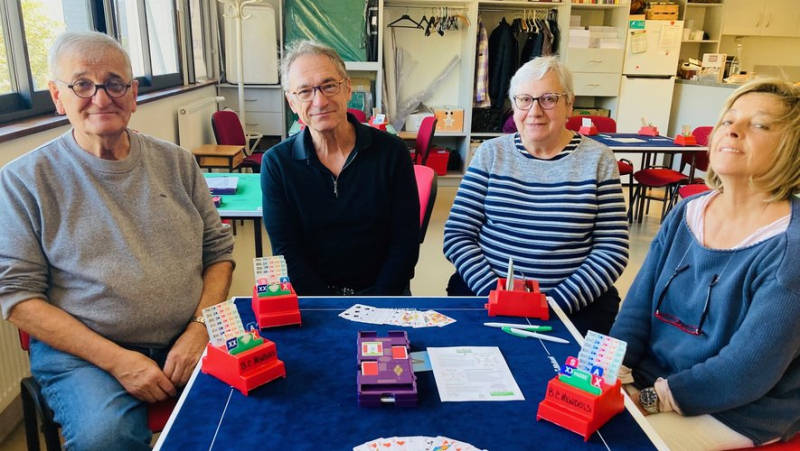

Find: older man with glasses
<box><xmin>261</xmin><ymin>40</ymin><xmax>419</xmax><ymax>296</ymax></box>
<box><xmin>0</xmin><ymin>31</ymin><xmax>234</xmax><ymax>449</ymax></box>
<box><xmin>443</xmin><ymin>56</ymin><xmax>629</xmax><ymax>336</ymax></box>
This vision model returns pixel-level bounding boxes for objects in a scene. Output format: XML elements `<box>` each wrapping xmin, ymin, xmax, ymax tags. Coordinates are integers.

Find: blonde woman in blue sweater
<box><xmin>610</xmin><ymin>79</ymin><xmax>799</xmax><ymax>449</ymax></box>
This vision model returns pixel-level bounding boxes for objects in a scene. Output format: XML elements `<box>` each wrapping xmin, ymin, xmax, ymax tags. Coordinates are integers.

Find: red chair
<box><xmin>18</xmin><ymin>330</ymin><xmax>176</xmax><ymax>450</ymax></box>
<box><xmin>565</xmin><ymin>115</ymin><xmax>617</xmax><ymax>134</ymax></box>
<box><xmin>413</xmin><ymin>165</ymin><xmax>438</xmax><ymax>243</ymax></box>
<box><xmin>630</xmin><ymin>126</ymin><xmax>713</xmax><ymax>223</ymax></box>
<box><xmin>678</xmin><ymin>183</ymin><xmax>712</xmax><ymax>199</ymax></box>
<box><xmin>347</xmin><ymin>108</ymin><xmax>367</xmax><ymax>123</ymax></box>
<box><xmin>414</xmin><ymin>116</ymin><xmax>438</xmax><ymax>166</ymax></box>
<box><xmin>211</xmin><ymin>109</ymin><xmax>263</xmax><ymax>172</ymax></box>
<box><xmin>566</xmin><ymin>116</ymin><xmax>637</xmax><ymax>220</ymax></box>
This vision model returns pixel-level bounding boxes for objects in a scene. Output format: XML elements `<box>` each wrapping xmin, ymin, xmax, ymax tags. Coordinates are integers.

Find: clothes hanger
<box><xmin>388</xmin><ymin>13</ymin><xmax>423</xmax><ymax>29</ymax></box>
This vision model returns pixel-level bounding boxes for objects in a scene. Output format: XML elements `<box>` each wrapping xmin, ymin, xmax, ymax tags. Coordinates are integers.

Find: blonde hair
<box><xmin>705</xmin><ymin>78</ymin><xmax>800</xmax><ymax>201</ymax></box>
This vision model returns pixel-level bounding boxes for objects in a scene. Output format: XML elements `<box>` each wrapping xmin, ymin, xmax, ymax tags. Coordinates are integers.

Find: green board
<box><xmin>284</xmin><ymin>0</ymin><xmax>366</xmax><ymax>62</ymax></box>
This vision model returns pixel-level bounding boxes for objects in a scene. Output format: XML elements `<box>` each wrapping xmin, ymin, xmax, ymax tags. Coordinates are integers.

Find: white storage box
<box><xmin>405</xmin><ymin>112</ymin><xmax>434</xmax><ymax>132</ymax></box>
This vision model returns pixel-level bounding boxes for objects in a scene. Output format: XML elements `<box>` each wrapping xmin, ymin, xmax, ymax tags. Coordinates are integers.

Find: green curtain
<box><xmin>284</xmin><ymin>0</ymin><xmax>366</xmax><ymax>61</ymax></box>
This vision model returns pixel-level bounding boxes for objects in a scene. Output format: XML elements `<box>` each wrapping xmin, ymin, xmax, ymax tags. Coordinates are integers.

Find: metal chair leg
<box><xmin>20</xmin><ymin>380</ymin><xmax>41</xmax><ymax>451</ymax></box>
<box><xmin>21</xmin><ymin>377</ymin><xmax>62</xmax><ymax>451</ymax></box>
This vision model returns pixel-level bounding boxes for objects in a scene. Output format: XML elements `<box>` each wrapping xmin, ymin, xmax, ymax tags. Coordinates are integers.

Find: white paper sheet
<box><xmin>428</xmin><ymin>347</ymin><xmax>525</xmax><ymax>402</ymax></box>
<box><xmin>609</xmin><ymin>137</ymin><xmax>646</xmax><ymax>143</ymax></box>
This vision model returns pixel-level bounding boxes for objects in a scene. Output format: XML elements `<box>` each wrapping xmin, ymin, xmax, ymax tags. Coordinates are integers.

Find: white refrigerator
<box><xmin>616</xmin><ymin>20</ymin><xmax>684</xmax><ymax>135</ymax></box>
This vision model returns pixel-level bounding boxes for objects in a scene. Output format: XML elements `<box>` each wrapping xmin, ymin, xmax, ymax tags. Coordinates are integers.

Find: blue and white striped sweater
<box><xmin>444</xmin><ymin>133</ymin><xmax>629</xmax><ymax>314</ymax></box>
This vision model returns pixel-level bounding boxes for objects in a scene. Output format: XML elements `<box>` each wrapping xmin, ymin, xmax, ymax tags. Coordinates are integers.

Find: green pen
<box><xmin>483</xmin><ymin>322</ymin><xmax>553</xmax><ymax>332</ymax></box>
<box><xmin>499</xmin><ymin>327</ymin><xmax>569</xmax><ymax>344</ymax></box>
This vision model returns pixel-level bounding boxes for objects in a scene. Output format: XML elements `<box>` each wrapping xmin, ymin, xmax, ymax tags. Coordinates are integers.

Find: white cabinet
<box><xmin>564</xmin><ymin>3</ymin><xmax>629</xmax><ymax>116</ymax></box>
<box><xmin>218</xmin><ymin>85</ymin><xmax>286</xmax><ymax>137</ymax></box>
<box><xmin>723</xmin><ymin>0</ymin><xmax>800</xmax><ymax>37</ymax></box>
<box><xmin>676</xmin><ymin>1</ymin><xmax>725</xmax><ymax>62</ymax></box>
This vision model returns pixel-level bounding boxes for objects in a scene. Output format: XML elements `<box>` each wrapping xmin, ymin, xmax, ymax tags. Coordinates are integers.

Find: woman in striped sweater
<box><xmin>443</xmin><ymin>56</ymin><xmax>629</xmax><ymax>335</ymax></box>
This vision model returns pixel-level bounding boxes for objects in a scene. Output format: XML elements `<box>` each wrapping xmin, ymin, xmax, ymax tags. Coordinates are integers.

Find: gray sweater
<box><xmin>0</xmin><ymin>130</ymin><xmax>235</xmax><ymax>347</ymax></box>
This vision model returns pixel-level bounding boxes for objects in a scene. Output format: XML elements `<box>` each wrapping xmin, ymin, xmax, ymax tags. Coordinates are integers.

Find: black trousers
<box><xmin>446</xmin><ymin>272</ymin><xmax>620</xmax><ymax>337</ymax></box>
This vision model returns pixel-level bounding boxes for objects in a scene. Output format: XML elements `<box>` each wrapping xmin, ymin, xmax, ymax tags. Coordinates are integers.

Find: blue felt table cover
<box><xmin>158</xmin><ymin>297</ymin><xmax>656</xmax><ymax>450</ymax></box>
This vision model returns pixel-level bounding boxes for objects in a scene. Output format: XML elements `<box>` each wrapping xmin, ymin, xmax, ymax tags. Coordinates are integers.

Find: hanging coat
<box><xmin>488</xmin><ymin>18</ymin><xmax>518</xmax><ymax>110</ymax></box>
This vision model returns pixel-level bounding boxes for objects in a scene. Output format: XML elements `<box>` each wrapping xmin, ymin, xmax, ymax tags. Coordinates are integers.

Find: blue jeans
<box><xmin>29</xmin><ymin>338</ymin><xmax>171</xmax><ymax>451</ymax></box>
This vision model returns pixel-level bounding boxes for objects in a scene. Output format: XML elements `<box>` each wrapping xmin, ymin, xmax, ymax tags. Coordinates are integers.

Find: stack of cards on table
<box><xmin>339</xmin><ymin>304</ymin><xmax>455</xmax><ymax>328</ymax></box>
<box><xmin>353</xmin><ymin>436</ymin><xmax>485</xmax><ymax>451</ymax></box>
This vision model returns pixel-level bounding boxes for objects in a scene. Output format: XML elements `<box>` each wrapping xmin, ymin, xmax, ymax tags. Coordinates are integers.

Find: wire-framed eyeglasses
<box><xmin>291</xmin><ymin>79</ymin><xmax>347</xmax><ymax>102</ymax></box>
<box><xmin>512</xmin><ymin>93</ymin><xmax>566</xmax><ymax>110</ymax></box>
<box><xmin>58</xmin><ymin>79</ymin><xmax>132</xmax><ymax>98</ymax></box>
<box><xmin>654</xmin><ymin>264</ymin><xmax>718</xmax><ymax>335</ymax></box>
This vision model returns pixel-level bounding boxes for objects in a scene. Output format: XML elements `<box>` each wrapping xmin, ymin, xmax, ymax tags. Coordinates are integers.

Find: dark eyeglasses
<box><xmin>512</xmin><ymin>93</ymin><xmax>566</xmax><ymax>110</ymax></box>
<box><xmin>291</xmin><ymin>79</ymin><xmax>346</xmax><ymax>102</ymax></box>
<box><xmin>654</xmin><ymin>264</ymin><xmax>718</xmax><ymax>335</ymax></box>
<box><xmin>58</xmin><ymin>78</ymin><xmax>132</xmax><ymax>98</ymax></box>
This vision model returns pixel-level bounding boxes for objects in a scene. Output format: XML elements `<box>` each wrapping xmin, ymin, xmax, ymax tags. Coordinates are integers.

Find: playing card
<box><xmin>363</xmin><ymin>307</ymin><xmax>394</xmax><ymax>325</ymax></box>
<box><xmin>339</xmin><ymin>304</ymin><xmax>377</xmax><ymax>322</ymax></box>
<box><xmin>424</xmin><ymin>310</ymin><xmax>456</xmax><ymax>327</ymax></box>
<box><xmin>391</xmin><ymin>436</ymin><xmax>410</xmax><ymax>450</ymax></box>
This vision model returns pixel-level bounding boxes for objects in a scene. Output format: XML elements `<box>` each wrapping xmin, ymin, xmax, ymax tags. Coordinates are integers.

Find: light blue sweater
<box><xmin>443</xmin><ymin>133</ymin><xmax>629</xmax><ymax>314</ymax></box>
<box><xmin>611</xmin><ymin>194</ymin><xmax>800</xmax><ymax>445</ymax></box>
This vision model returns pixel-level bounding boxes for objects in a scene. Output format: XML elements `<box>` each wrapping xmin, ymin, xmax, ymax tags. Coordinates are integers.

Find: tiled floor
<box><xmin>0</xmin><ymin>185</ymin><xmax>663</xmax><ymax>451</ymax></box>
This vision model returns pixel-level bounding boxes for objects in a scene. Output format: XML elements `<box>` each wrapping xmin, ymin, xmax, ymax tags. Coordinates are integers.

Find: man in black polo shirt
<box><xmin>261</xmin><ymin>40</ymin><xmax>419</xmax><ymax>296</ymax></box>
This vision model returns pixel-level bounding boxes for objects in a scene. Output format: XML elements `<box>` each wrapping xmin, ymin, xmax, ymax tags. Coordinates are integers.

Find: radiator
<box><xmin>177</xmin><ymin>97</ymin><xmax>220</xmax><ymax>152</ymax></box>
<box><xmin>0</xmin><ymin>320</ymin><xmax>30</xmax><ymax>412</ymax></box>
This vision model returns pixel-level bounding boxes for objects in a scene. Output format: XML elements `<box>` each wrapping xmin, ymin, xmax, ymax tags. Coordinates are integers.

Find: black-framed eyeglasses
<box><xmin>291</xmin><ymin>79</ymin><xmax>346</xmax><ymax>102</ymax></box>
<box><xmin>57</xmin><ymin>78</ymin><xmax>132</xmax><ymax>99</ymax></box>
<box><xmin>654</xmin><ymin>264</ymin><xmax>718</xmax><ymax>335</ymax></box>
<box><xmin>512</xmin><ymin>93</ymin><xmax>566</xmax><ymax>111</ymax></box>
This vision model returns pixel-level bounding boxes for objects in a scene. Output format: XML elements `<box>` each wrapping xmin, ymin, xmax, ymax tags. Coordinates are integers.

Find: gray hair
<box><xmin>280</xmin><ymin>40</ymin><xmax>348</xmax><ymax>91</ymax></box>
<box><xmin>48</xmin><ymin>31</ymin><xmax>132</xmax><ymax>81</ymax></box>
<box><xmin>508</xmin><ymin>56</ymin><xmax>574</xmax><ymax>105</ymax></box>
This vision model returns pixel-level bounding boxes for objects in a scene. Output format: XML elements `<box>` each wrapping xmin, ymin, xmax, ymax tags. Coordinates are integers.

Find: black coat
<box><xmin>488</xmin><ymin>18</ymin><xmax>518</xmax><ymax>110</ymax></box>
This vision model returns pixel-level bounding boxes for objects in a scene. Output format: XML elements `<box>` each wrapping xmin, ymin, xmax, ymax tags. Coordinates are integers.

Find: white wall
<box><xmin>0</xmin><ymin>85</ymin><xmax>217</xmax><ymax>168</ymax></box>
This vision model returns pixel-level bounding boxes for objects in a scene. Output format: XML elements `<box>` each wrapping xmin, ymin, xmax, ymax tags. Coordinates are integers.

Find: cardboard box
<box><xmin>350</xmin><ymin>77</ymin><xmax>372</xmax><ymax>92</ymax></box>
<box><xmin>433</xmin><ymin>107</ymin><xmax>464</xmax><ymax>132</ymax></box>
<box><xmin>572</xmin><ymin>107</ymin><xmax>611</xmax><ymax>118</ymax></box>
<box><xmin>404</xmin><ymin>112</ymin><xmax>434</xmax><ymax>132</ymax></box>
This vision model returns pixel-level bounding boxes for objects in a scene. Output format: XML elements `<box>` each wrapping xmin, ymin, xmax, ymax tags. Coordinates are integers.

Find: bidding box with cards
<box><xmin>200</xmin><ymin>300</ymin><xmax>286</xmax><ymax>396</ymax></box>
<box><xmin>251</xmin><ymin>256</ymin><xmax>301</xmax><ymax>328</ymax></box>
<box><xmin>537</xmin><ymin>331</ymin><xmax>627</xmax><ymax>441</ymax></box>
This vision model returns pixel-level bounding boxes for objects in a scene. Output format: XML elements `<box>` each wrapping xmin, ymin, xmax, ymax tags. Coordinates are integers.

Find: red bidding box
<box><xmin>578</xmin><ymin>125</ymin><xmax>598</xmax><ymax>136</ymax></box>
<box><xmin>201</xmin><ymin>340</ymin><xmax>286</xmax><ymax>396</ymax></box>
<box><xmin>252</xmin><ymin>286</ymin><xmax>302</xmax><ymax>329</ymax></box>
<box><xmin>638</xmin><ymin>126</ymin><xmax>659</xmax><ymax>136</ymax></box>
<box><xmin>537</xmin><ymin>377</ymin><xmax>624</xmax><ymax>441</ymax></box>
<box><xmin>674</xmin><ymin>134</ymin><xmax>697</xmax><ymax>146</ymax></box>
<box><xmin>485</xmin><ymin>278</ymin><xmax>549</xmax><ymax>320</ymax></box>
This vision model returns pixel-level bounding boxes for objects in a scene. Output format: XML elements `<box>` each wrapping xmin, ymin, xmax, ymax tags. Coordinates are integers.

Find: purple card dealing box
<box><xmin>357</xmin><ymin>331</ymin><xmax>417</xmax><ymax>407</ymax></box>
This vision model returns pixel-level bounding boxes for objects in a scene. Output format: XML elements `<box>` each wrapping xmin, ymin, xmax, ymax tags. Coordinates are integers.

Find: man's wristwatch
<box><xmin>639</xmin><ymin>387</ymin><xmax>659</xmax><ymax>414</ymax></box>
<box><xmin>189</xmin><ymin>315</ymin><xmax>206</xmax><ymax>326</ymax></box>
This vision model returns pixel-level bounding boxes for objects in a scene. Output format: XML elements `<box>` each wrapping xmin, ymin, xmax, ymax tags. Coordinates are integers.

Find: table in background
<box><xmin>204</xmin><ymin>173</ymin><xmax>264</xmax><ymax>257</ymax></box>
<box><xmin>591</xmin><ymin>133</ymin><xmax>707</xmax><ymax>181</ymax></box>
<box><xmin>192</xmin><ymin>144</ymin><xmax>245</xmax><ymax>172</ymax></box>
<box><xmin>155</xmin><ymin>296</ymin><xmax>664</xmax><ymax>450</ymax></box>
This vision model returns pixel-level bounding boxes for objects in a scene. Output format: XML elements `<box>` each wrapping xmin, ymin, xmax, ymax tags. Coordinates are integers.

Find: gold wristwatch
<box><xmin>639</xmin><ymin>387</ymin><xmax>659</xmax><ymax>414</ymax></box>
